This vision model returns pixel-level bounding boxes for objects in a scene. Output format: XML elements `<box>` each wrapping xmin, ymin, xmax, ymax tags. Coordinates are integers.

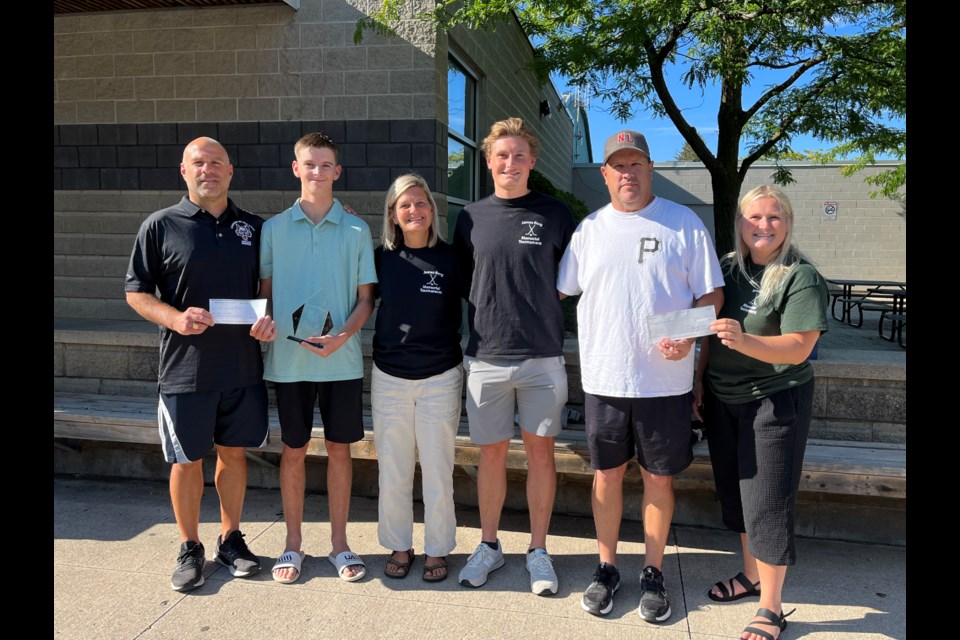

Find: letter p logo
<box><xmin>638</xmin><ymin>237</ymin><xmax>660</xmax><ymax>263</ymax></box>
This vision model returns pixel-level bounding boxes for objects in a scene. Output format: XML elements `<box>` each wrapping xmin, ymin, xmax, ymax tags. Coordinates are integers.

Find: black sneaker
<box><xmin>171</xmin><ymin>540</ymin><xmax>205</xmax><ymax>592</ymax></box>
<box><xmin>581</xmin><ymin>562</ymin><xmax>621</xmax><ymax>616</ymax></box>
<box><xmin>214</xmin><ymin>530</ymin><xmax>261</xmax><ymax>578</ymax></box>
<box><xmin>638</xmin><ymin>565</ymin><xmax>672</xmax><ymax>623</ymax></box>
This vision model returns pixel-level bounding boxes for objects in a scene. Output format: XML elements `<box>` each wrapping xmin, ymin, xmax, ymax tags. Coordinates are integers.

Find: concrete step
<box><xmin>55</xmin><ymin>318</ymin><xmax>907</xmax><ymax>444</ymax></box>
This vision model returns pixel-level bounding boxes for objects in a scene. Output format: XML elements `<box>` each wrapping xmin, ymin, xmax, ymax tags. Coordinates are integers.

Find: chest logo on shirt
<box><xmin>420</xmin><ymin>270</ymin><xmax>443</xmax><ymax>295</ymax></box>
<box><xmin>637</xmin><ymin>237</ymin><xmax>660</xmax><ymax>263</ymax></box>
<box><xmin>519</xmin><ymin>220</ymin><xmax>543</xmax><ymax>246</ymax></box>
<box><xmin>741</xmin><ymin>288</ymin><xmax>760</xmax><ymax>315</ymax></box>
<box><xmin>231</xmin><ymin>221</ymin><xmax>255</xmax><ymax>246</ymax></box>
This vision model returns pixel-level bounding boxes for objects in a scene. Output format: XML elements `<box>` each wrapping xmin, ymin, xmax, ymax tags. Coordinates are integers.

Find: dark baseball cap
<box><xmin>603</xmin><ymin>130</ymin><xmax>651</xmax><ymax>164</ymax></box>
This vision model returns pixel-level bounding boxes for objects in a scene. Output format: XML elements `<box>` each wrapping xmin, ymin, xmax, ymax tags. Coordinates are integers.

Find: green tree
<box><xmin>357</xmin><ymin>0</ymin><xmax>905</xmax><ymax>254</ymax></box>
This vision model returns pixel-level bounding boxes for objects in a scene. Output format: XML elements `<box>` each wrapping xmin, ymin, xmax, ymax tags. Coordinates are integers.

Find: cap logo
<box><xmin>618</xmin><ymin>132</ymin><xmax>633</xmax><ymax>143</ymax></box>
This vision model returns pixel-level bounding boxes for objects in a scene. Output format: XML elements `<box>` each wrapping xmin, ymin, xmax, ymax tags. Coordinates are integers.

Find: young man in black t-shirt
<box><xmin>452</xmin><ymin>118</ymin><xmax>575</xmax><ymax>595</ymax></box>
<box><xmin>125</xmin><ymin>138</ymin><xmax>278</xmax><ymax>593</ymax></box>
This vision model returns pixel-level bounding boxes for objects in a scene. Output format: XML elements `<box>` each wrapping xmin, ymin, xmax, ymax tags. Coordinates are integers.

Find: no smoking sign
<box><xmin>823</xmin><ymin>201</ymin><xmax>838</xmax><ymax>220</ymax></box>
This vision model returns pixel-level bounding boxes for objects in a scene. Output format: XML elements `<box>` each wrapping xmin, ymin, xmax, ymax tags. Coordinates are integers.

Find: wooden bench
<box><xmin>54</xmin><ymin>392</ymin><xmax>906</xmax><ymax>499</ymax></box>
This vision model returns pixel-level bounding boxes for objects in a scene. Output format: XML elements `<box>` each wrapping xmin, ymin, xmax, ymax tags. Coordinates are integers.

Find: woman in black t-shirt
<box><xmin>372</xmin><ymin>174</ymin><xmax>464</xmax><ymax>583</ymax></box>
<box><xmin>693</xmin><ymin>185</ymin><xmax>829</xmax><ymax>640</ymax></box>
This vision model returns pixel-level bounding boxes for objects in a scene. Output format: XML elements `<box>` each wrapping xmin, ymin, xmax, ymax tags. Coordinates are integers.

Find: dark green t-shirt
<box><xmin>706</xmin><ymin>257</ymin><xmax>829</xmax><ymax>403</ymax></box>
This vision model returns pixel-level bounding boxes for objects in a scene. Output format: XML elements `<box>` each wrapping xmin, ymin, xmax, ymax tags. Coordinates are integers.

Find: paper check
<box><xmin>209</xmin><ymin>299</ymin><xmax>267</xmax><ymax>325</ymax></box>
<box><xmin>645</xmin><ymin>306</ymin><xmax>717</xmax><ymax>342</ymax></box>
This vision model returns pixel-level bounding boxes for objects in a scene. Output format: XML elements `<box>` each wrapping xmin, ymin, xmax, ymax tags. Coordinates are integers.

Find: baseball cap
<box><xmin>603</xmin><ymin>130</ymin><xmax>651</xmax><ymax>164</ymax></box>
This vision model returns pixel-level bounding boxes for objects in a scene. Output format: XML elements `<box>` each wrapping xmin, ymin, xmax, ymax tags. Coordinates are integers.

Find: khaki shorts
<box><xmin>463</xmin><ymin>356</ymin><xmax>568</xmax><ymax>444</ymax></box>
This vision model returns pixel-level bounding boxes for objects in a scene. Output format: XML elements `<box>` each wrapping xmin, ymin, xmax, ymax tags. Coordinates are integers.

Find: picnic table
<box><xmin>827</xmin><ymin>279</ymin><xmax>907</xmax><ymax>345</ymax></box>
<box><xmin>874</xmin><ymin>288</ymin><xmax>907</xmax><ymax>347</ymax></box>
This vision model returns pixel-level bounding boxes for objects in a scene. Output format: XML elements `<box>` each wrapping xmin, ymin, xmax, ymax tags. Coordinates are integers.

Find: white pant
<box><xmin>371</xmin><ymin>363</ymin><xmax>463</xmax><ymax>557</ymax></box>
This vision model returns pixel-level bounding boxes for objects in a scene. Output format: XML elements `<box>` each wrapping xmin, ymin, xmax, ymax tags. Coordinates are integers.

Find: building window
<box><xmin>447</xmin><ymin>53</ymin><xmax>478</xmax><ymax>235</ymax></box>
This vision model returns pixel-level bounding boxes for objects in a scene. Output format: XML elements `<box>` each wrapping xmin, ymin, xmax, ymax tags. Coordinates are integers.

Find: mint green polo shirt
<box><xmin>261</xmin><ymin>199</ymin><xmax>377</xmax><ymax>382</ymax></box>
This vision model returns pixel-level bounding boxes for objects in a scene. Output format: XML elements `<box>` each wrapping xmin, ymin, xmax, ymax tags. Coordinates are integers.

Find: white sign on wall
<box><xmin>823</xmin><ymin>201</ymin><xmax>838</xmax><ymax>220</ymax></box>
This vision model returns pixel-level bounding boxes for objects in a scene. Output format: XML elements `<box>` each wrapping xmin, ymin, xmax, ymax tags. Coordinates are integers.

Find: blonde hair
<box><xmin>481</xmin><ymin>117</ymin><xmax>540</xmax><ymax>159</ymax></box>
<box><xmin>380</xmin><ymin>173</ymin><xmax>442</xmax><ymax>250</ymax></box>
<box><xmin>727</xmin><ymin>185</ymin><xmax>811</xmax><ymax>307</ymax></box>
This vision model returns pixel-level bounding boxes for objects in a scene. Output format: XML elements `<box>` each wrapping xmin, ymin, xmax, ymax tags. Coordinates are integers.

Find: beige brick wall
<box><xmin>573</xmin><ymin>162</ymin><xmax>906</xmax><ymax>281</ymax></box>
<box><xmin>54</xmin><ymin>0</ymin><xmax>441</xmax><ymax>124</ymax></box>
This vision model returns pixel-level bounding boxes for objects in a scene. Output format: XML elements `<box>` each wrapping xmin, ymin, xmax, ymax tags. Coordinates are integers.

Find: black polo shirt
<box><xmin>125</xmin><ymin>196</ymin><xmax>265</xmax><ymax>394</ymax></box>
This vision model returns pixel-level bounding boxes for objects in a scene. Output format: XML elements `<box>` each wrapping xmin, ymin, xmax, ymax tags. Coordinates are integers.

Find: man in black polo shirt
<box><xmin>125</xmin><ymin>137</ymin><xmax>278</xmax><ymax>593</ymax></box>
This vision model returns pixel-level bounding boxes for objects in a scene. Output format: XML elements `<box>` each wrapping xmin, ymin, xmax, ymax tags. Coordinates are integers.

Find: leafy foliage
<box><xmin>358</xmin><ymin>0</ymin><xmax>905</xmax><ymax>254</ymax></box>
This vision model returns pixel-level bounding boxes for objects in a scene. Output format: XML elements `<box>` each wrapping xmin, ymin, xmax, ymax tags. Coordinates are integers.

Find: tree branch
<box><xmin>742</xmin><ymin>54</ymin><xmax>825</xmax><ymax>122</ymax></box>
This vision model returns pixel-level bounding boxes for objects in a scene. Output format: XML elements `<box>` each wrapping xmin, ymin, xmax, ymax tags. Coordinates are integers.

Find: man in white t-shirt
<box><xmin>557</xmin><ymin>130</ymin><xmax>724</xmax><ymax>622</ymax></box>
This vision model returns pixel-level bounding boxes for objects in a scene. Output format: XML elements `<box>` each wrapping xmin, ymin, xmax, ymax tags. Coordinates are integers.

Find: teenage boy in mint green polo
<box><xmin>259</xmin><ymin>131</ymin><xmax>377</xmax><ymax>585</ymax></box>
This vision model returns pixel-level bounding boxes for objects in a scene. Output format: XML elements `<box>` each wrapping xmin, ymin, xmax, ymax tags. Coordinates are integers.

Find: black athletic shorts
<box><xmin>584</xmin><ymin>391</ymin><xmax>695</xmax><ymax>476</ymax></box>
<box><xmin>158</xmin><ymin>383</ymin><xmax>269</xmax><ymax>463</ymax></box>
<box><xmin>274</xmin><ymin>379</ymin><xmax>364</xmax><ymax>448</ymax></box>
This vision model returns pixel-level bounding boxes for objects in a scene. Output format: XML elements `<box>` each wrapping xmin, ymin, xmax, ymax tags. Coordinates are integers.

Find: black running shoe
<box><xmin>214</xmin><ymin>530</ymin><xmax>261</xmax><ymax>578</ymax></box>
<box><xmin>581</xmin><ymin>562</ymin><xmax>621</xmax><ymax>616</ymax></box>
<box><xmin>638</xmin><ymin>565</ymin><xmax>672</xmax><ymax>623</ymax></box>
<box><xmin>171</xmin><ymin>540</ymin><xmax>205</xmax><ymax>592</ymax></box>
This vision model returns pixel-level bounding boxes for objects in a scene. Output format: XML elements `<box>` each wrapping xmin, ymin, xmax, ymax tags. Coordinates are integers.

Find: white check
<box><xmin>209</xmin><ymin>299</ymin><xmax>267</xmax><ymax>325</ymax></box>
<box><xmin>645</xmin><ymin>306</ymin><xmax>717</xmax><ymax>342</ymax></box>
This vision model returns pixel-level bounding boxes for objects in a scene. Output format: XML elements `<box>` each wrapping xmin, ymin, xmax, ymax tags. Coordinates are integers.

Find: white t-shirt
<box><xmin>557</xmin><ymin>197</ymin><xmax>723</xmax><ymax>398</ymax></box>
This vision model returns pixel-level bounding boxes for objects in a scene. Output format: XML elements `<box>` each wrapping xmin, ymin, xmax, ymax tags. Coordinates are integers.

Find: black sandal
<box><xmin>742</xmin><ymin>607</ymin><xmax>795</xmax><ymax>640</ymax></box>
<box><xmin>384</xmin><ymin>549</ymin><xmax>415</xmax><ymax>579</ymax></box>
<box><xmin>707</xmin><ymin>571</ymin><xmax>761</xmax><ymax>602</ymax></box>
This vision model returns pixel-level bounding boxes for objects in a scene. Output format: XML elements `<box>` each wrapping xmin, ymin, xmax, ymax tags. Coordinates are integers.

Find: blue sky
<box><xmin>549</xmin><ymin>18</ymin><xmax>904</xmax><ymax>165</ymax></box>
<box><xmin>556</xmin><ymin>71</ymin><xmax>904</xmax><ymax>164</ymax></box>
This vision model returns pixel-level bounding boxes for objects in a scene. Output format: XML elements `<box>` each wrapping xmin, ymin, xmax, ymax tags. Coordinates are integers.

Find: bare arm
<box><xmin>257</xmin><ymin>277</ymin><xmax>273</xmax><ymax>315</ymax></box>
<box><xmin>249</xmin><ymin>277</ymin><xmax>277</xmax><ymax>342</ymax></box>
<box><xmin>125</xmin><ymin>291</ymin><xmax>212</xmax><ymax>336</ymax></box>
<box><xmin>710</xmin><ymin>319</ymin><xmax>820</xmax><ymax>365</ymax></box>
<box><xmin>299</xmin><ymin>283</ymin><xmax>376</xmax><ymax>358</ymax></box>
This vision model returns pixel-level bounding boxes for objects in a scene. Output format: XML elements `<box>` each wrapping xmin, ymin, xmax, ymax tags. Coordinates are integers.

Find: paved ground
<box><xmin>817</xmin><ymin>311</ymin><xmax>905</xmax><ymax>352</ymax></box>
<box><xmin>54</xmin><ymin>477</ymin><xmax>905</xmax><ymax>640</ymax></box>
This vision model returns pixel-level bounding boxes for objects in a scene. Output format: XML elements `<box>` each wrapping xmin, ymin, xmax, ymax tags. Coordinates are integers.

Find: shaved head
<box><xmin>183</xmin><ymin>137</ymin><xmax>230</xmax><ymax>164</ymax></box>
<box><xmin>180</xmin><ymin>136</ymin><xmax>233</xmax><ymax>216</ymax></box>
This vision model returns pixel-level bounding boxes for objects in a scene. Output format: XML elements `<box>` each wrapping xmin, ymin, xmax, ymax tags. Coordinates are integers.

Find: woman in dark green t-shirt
<box><xmin>693</xmin><ymin>185</ymin><xmax>828</xmax><ymax>640</ymax></box>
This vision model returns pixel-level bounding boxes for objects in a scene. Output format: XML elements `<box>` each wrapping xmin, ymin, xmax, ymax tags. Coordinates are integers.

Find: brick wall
<box><xmin>573</xmin><ymin>162</ymin><xmax>906</xmax><ymax>281</ymax></box>
<box><xmin>54</xmin><ymin>1</ymin><xmax>577</xmax><ymax>321</ymax></box>
<box><xmin>54</xmin><ymin>1</ymin><xmax>439</xmax><ymax>125</ymax></box>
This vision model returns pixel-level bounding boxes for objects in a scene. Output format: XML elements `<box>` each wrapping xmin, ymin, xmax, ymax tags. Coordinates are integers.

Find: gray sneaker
<box><xmin>171</xmin><ymin>540</ymin><xmax>205</xmax><ymax>592</ymax></box>
<box><xmin>458</xmin><ymin>541</ymin><xmax>505</xmax><ymax>588</ymax></box>
<box><xmin>526</xmin><ymin>548</ymin><xmax>558</xmax><ymax>595</ymax></box>
<box><xmin>638</xmin><ymin>565</ymin><xmax>672</xmax><ymax>623</ymax></box>
<box><xmin>214</xmin><ymin>530</ymin><xmax>261</xmax><ymax>578</ymax></box>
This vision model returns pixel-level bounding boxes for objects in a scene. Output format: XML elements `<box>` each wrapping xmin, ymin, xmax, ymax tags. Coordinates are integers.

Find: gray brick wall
<box><xmin>573</xmin><ymin>162</ymin><xmax>906</xmax><ymax>280</ymax></box>
<box><xmin>54</xmin><ymin>1</ymin><xmax>440</xmax><ymax>125</ymax></box>
<box><xmin>53</xmin><ymin>1</ymin><xmax>577</xmax><ymax>320</ymax></box>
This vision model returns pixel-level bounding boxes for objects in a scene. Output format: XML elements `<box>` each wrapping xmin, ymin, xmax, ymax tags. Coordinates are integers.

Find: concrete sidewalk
<box><xmin>54</xmin><ymin>477</ymin><xmax>905</xmax><ymax>639</ymax></box>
